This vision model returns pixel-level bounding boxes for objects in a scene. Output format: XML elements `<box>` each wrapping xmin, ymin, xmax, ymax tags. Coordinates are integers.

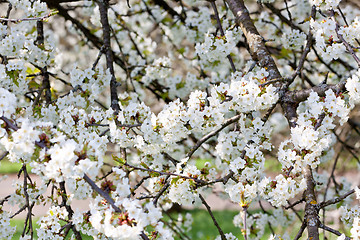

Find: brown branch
<box><xmin>152</xmin><ymin>0</ymin><xmax>185</xmax><ymax>23</ymax></box>
<box><xmin>21</xmin><ymin>165</ymin><xmax>34</xmax><ymax>238</ymax></box>
<box><xmin>0</xmin><ymin>11</ymin><xmax>55</xmax><ymax>22</ymax></box>
<box><xmin>294</xmin><ymin>221</ymin><xmax>307</xmax><ymax>240</ymax></box>
<box><xmin>52</xmin><ymin>3</ymin><xmax>126</xmax><ymax>70</ymax></box>
<box><xmin>264</xmin><ymin>3</ymin><xmax>302</xmax><ymax>31</ymax></box>
<box><xmin>330</xmin><ymin>10</ymin><xmax>360</xmax><ymax>68</ymax></box>
<box><xmin>124</xmin><ymin>163</ymin><xmax>206</xmax><ymax>184</ymax></box>
<box><xmin>210</xmin><ymin>0</ymin><xmax>236</xmax><ymax>72</ymax></box>
<box><xmin>225</xmin><ymin>0</ymin><xmax>282</xmax><ymax>80</ymax></box>
<box><xmin>322</xmin><ymin>148</ymin><xmax>342</xmax><ymax>238</ymax></box>
<box><xmin>97</xmin><ymin>0</ymin><xmax>120</xmax><ymax>112</ymax></box>
<box><xmin>199</xmin><ymin>194</ymin><xmax>226</xmax><ymax>240</ymax></box>
<box><xmin>285</xmin><ymin>198</ymin><xmax>305</xmax><ymax>210</ymax></box>
<box><xmin>41</xmin><ymin>0</ymin><xmax>82</xmax><ymax>6</ymax></box>
<box><xmin>186</xmin><ymin>113</ymin><xmax>242</xmax><ymax>159</ymax></box>
<box><xmin>304</xmin><ymin>165</ymin><xmax>319</xmax><ymax>240</ymax></box>
<box><xmin>258</xmin><ymin>201</ymin><xmax>275</xmax><ymax>235</ymax></box>
<box><xmin>0</xmin><ymin>194</ymin><xmax>10</xmax><ymax>206</ymax></box>
<box><xmin>242</xmin><ymin>206</ymin><xmax>248</xmax><ymax>240</ymax></box>
<box><xmin>36</xmin><ymin>20</ymin><xmax>51</xmax><ymax>105</ymax></box>
<box><xmin>59</xmin><ymin>181</ymin><xmax>82</xmax><ymax>240</ymax></box>
<box><xmin>282</xmin><ymin>80</ymin><xmax>346</xmax><ymax>104</ymax></box>
<box><xmin>319</xmin><ymin>189</ymin><xmax>355</xmax><ymax>209</ymax></box>
<box><xmin>288</xmin><ymin>6</ymin><xmax>316</xmax><ymax>83</ymax></box>
<box><xmin>0</xmin><ymin>151</ymin><xmax>9</xmax><ymax>161</ymax></box>
<box><xmin>83</xmin><ymin>174</ymin><xmax>121</xmax><ymax>212</ymax></box>
<box><xmin>319</xmin><ymin>223</ymin><xmax>351</xmax><ymax>240</ymax></box>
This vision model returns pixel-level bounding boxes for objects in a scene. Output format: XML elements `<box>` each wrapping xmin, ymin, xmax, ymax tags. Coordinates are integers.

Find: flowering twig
<box><xmin>124</xmin><ymin>163</ymin><xmax>206</xmax><ymax>184</ymax></box>
<box><xmin>187</xmin><ymin>113</ymin><xmax>243</xmax><ymax>159</ymax></box>
<box><xmin>83</xmin><ymin>174</ymin><xmax>121</xmax><ymax>212</ymax></box>
<box><xmin>0</xmin><ymin>11</ymin><xmax>57</xmax><ymax>23</ymax></box>
<box><xmin>21</xmin><ymin>164</ymin><xmax>34</xmax><ymax>238</ymax></box>
<box><xmin>210</xmin><ymin>0</ymin><xmax>236</xmax><ymax>72</ymax></box>
<box><xmin>330</xmin><ymin>10</ymin><xmax>360</xmax><ymax>67</ymax></box>
<box><xmin>59</xmin><ymin>181</ymin><xmax>82</xmax><ymax>239</ymax></box>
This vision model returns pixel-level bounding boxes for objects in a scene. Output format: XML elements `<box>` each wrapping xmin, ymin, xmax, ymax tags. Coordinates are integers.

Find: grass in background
<box><xmin>10</xmin><ymin>219</ymin><xmax>39</xmax><ymax>239</ymax></box>
<box><xmin>0</xmin><ymin>159</ymin><xmax>23</xmax><ymax>174</ymax></box>
<box><xmin>11</xmin><ymin>219</ymin><xmax>93</xmax><ymax>239</ymax></box>
<box><xmin>185</xmin><ymin>209</ymin><xmax>242</xmax><ymax>239</ymax></box>
<box><xmin>170</xmin><ymin>209</ymin><xmax>343</xmax><ymax>240</ymax></box>
<box><xmin>10</xmin><ymin>209</ymin><xmax>345</xmax><ymax>239</ymax></box>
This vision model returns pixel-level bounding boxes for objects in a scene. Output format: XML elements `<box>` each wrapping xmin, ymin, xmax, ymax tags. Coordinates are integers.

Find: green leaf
<box><xmin>149</xmin><ymin>171</ymin><xmax>160</xmax><ymax>177</ymax></box>
<box><xmin>177</xmin><ymin>47</ymin><xmax>185</xmax><ymax>54</ymax></box>
<box><xmin>113</xmin><ymin>155</ymin><xmax>126</xmax><ymax>166</ymax></box>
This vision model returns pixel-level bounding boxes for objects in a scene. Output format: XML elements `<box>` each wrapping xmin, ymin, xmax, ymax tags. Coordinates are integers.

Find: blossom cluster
<box><xmin>0</xmin><ymin>209</ymin><xmax>16</xmax><ymax>239</ymax></box>
<box><xmin>233</xmin><ymin>208</ymin><xmax>295</xmax><ymax>240</ymax></box>
<box><xmin>279</xmin><ymin>89</ymin><xmax>349</xmax><ymax>172</ymax></box>
<box><xmin>309</xmin><ymin>0</ymin><xmax>341</xmax><ymax>10</ymax></box>
<box><xmin>310</xmin><ymin>18</ymin><xmax>346</xmax><ymax>62</ymax></box>
<box><xmin>0</xmin><ymin>0</ymin><xmax>359</xmax><ymax>239</ymax></box>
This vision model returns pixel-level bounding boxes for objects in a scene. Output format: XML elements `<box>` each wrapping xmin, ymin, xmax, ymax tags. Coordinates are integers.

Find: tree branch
<box><xmin>304</xmin><ymin>165</ymin><xmax>319</xmax><ymax>240</ymax></box>
<box><xmin>319</xmin><ymin>223</ymin><xmax>351</xmax><ymax>240</ymax></box>
<box><xmin>225</xmin><ymin>0</ymin><xmax>282</xmax><ymax>80</ymax></box>
<box><xmin>97</xmin><ymin>0</ymin><xmax>120</xmax><ymax>112</ymax></box>
<box><xmin>199</xmin><ymin>194</ymin><xmax>226</xmax><ymax>240</ymax></box>
<box><xmin>319</xmin><ymin>189</ymin><xmax>355</xmax><ymax>209</ymax></box>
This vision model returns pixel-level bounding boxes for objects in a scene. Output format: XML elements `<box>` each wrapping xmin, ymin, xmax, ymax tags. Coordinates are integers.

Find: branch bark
<box><xmin>225</xmin><ymin>0</ymin><xmax>282</xmax><ymax>80</ymax></box>
<box><xmin>304</xmin><ymin>165</ymin><xmax>319</xmax><ymax>240</ymax></box>
<box><xmin>35</xmin><ymin>20</ymin><xmax>51</xmax><ymax>105</ymax></box>
<box><xmin>97</xmin><ymin>0</ymin><xmax>120</xmax><ymax>112</ymax></box>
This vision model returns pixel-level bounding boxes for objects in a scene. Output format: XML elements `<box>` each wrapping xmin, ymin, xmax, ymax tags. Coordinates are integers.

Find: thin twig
<box><xmin>21</xmin><ymin>164</ymin><xmax>34</xmax><ymax>239</ymax></box>
<box><xmin>242</xmin><ymin>206</ymin><xmax>248</xmax><ymax>240</ymax></box>
<box><xmin>294</xmin><ymin>221</ymin><xmax>307</xmax><ymax>240</ymax></box>
<box><xmin>97</xmin><ymin>0</ymin><xmax>120</xmax><ymax>112</ymax></box>
<box><xmin>0</xmin><ymin>11</ymin><xmax>55</xmax><ymax>22</ymax></box>
<box><xmin>285</xmin><ymin>198</ymin><xmax>305</xmax><ymax>209</ymax></box>
<box><xmin>330</xmin><ymin>10</ymin><xmax>360</xmax><ymax>67</ymax></box>
<box><xmin>59</xmin><ymin>181</ymin><xmax>82</xmax><ymax>240</ymax></box>
<box><xmin>319</xmin><ymin>223</ymin><xmax>351</xmax><ymax>240</ymax></box>
<box><xmin>153</xmin><ymin>176</ymin><xmax>170</xmax><ymax>207</ymax></box>
<box><xmin>124</xmin><ymin>163</ymin><xmax>206</xmax><ymax>184</ymax></box>
<box><xmin>83</xmin><ymin>174</ymin><xmax>121</xmax><ymax>212</ymax></box>
<box><xmin>319</xmin><ymin>189</ymin><xmax>355</xmax><ymax>209</ymax></box>
<box><xmin>199</xmin><ymin>194</ymin><xmax>226</xmax><ymax>240</ymax></box>
<box><xmin>0</xmin><ymin>151</ymin><xmax>9</xmax><ymax>161</ymax></box>
<box><xmin>288</xmin><ymin>6</ymin><xmax>316</xmax><ymax>84</ymax></box>
<box><xmin>186</xmin><ymin>113</ymin><xmax>242</xmax><ymax>159</ymax></box>
<box><xmin>210</xmin><ymin>0</ymin><xmax>236</xmax><ymax>72</ymax></box>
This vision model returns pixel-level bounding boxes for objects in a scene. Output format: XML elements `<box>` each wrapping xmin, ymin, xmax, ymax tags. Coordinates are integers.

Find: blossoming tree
<box><xmin>0</xmin><ymin>0</ymin><xmax>360</xmax><ymax>239</ymax></box>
